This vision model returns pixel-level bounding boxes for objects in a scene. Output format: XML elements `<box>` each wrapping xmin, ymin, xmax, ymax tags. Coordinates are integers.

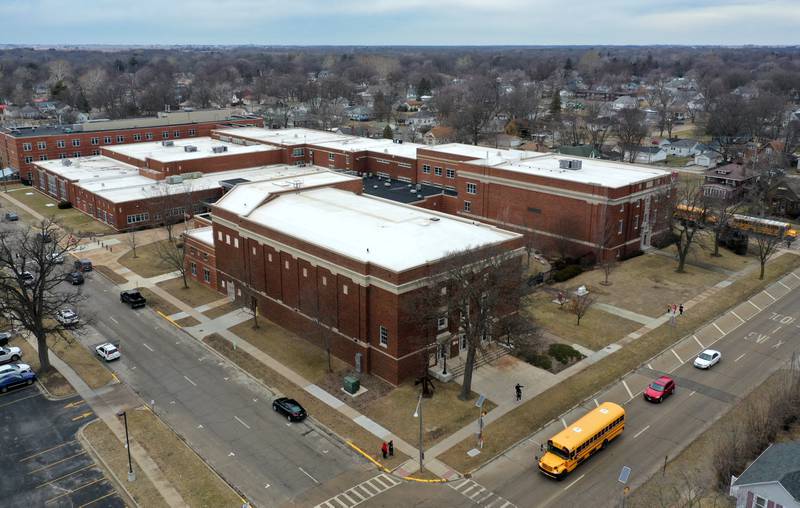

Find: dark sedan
<box><xmin>0</xmin><ymin>370</ymin><xmax>37</xmax><ymax>393</ymax></box>
<box><xmin>272</xmin><ymin>397</ymin><xmax>307</xmax><ymax>422</ymax></box>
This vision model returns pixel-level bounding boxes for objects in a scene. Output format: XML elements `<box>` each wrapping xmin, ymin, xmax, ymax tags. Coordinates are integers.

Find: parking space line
<box><xmin>299</xmin><ymin>466</ymin><xmax>319</xmax><ymax>484</ymax></box>
<box><xmin>35</xmin><ymin>464</ymin><xmax>94</xmax><ymax>488</ymax></box>
<box><xmin>593</xmin><ymin>399</ymin><xmax>599</xmax><ymax>407</ymax></box>
<box><xmin>792</xmin><ymin>272</ymin><xmax>800</xmax><ymax>280</ymax></box>
<box><xmin>28</xmin><ymin>451</ymin><xmax>87</xmax><ymax>474</ymax></box>
<box><xmin>45</xmin><ymin>478</ymin><xmax>106</xmax><ymax>504</ymax></box>
<box><xmin>735</xmin><ymin>353</ymin><xmax>747</xmax><ymax>363</ymax></box>
<box><xmin>621</xmin><ymin>380</ymin><xmax>633</xmax><ymax>399</ymax></box>
<box><xmin>79</xmin><ymin>490</ymin><xmax>117</xmax><ymax>508</ymax></box>
<box><xmin>234</xmin><ymin>416</ymin><xmax>251</xmax><ymax>429</ymax></box>
<box><xmin>763</xmin><ymin>290</ymin><xmax>776</xmax><ymax>301</ymax></box>
<box><xmin>183</xmin><ymin>375</ymin><xmax>197</xmax><ymax>386</ymax></box>
<box><xmin>671</xmin><ymin>349</ymin><xmax>683</xmax><ymax>363</ymax></box>
<box><xmin>561</xmin><ymin>418</ymin><xmax>567</xmax><ymax>428</ymax></box>
<box><xmin>142</xmin><ymin>343</ymin><xmax>154</xmax><ymax>352</ymax></box>
<box><xmin>712</xmin><ymin>323</ymin><xmax>725</xmax><ymax>335</ymax></box>
<box><xmin>772</xmin><ymin>326</ymin><xmax>782</xmax><ymax>334</ymax></box>
<box><xmin>730</xmin><ymin>311</ymin><xmax>746</xmax><ymax>324</ymax></box>
<box><xmin>778</xmin><ymin>281</ymin><xmax>791</xmax><ymax>290</ymax></box>
<box><xmin>688</xmin><ymin>390</ymin><xmax>696</xmax><ymax>397</ymax></box>
<box><xmin>693</xmin><ymin>335</ymin><xmax>704</xmax><ymax>348</ymax></box>
<box><xmin>633</xmin><ymin>425</ymin><xmax>651</xmax><ymax>439</ymax></box>
<box><xmin>20</xmin><ymin>440</ymin><xmax>77</xmax><ymax>462</ymax></box>
<box><xmin>0</xmin><ymin>392</ymin><xmax>41</xmax><ymax>409</ymax></box>
<box><xmin>748</xmin><ymin>300</ymin><xmax>761</xmax><ymax>311</ymax></box>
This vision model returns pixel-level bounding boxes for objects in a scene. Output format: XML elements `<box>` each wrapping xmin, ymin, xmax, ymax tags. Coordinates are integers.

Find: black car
<box><xmin>69</xmin><ymin>271</ymin><xmax>85</xmax><ymax>285</ymax></box>
<box><xmin>120</xmin><ymin>290</ymin><xmax>146</xmax><ymax>309</ymax></box>
<box><xmin>272</xmin><ymin>397</ymin><xmax>307</xmax><ymax>422</ymax></box>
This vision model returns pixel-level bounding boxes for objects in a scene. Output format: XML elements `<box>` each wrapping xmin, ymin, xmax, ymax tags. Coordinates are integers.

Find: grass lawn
<box><xmin>438</xmin><ymin>253</ymin><xmax>800</xmax><ymax>473</ymax></box>
<box><xmin>82</xmin><ymin>419</ymin><xmax>168</xmax><ymax>508</ymax></box>
<box><xmin>664</xmin><ymin>155</ymin><xmax>693</xmax><ymax>168</ymax></box>
<box><xmin>6</xmin><ymin>188</ymin><xmax>113</xmax><ymax>235</ymax></box>
<box><xmin>230</xmin><ymin>319</ymin><xmax>350</xmax><ymax>384</ymax></box>
<box><xmin>175</xmin><ymin>316</ymin><xmax>201</xmax><ymax>328</ymax></box>
<box><xmin>126</xmin><ymin>406</ymin><xmax>243</xmax><ymax>507</ymax></box>
<box><xmin>525</xmin><ymin>293</ymin><xmax>641</xmax><ymax>350</ymax></box>
<box><xmin>557</xmin><ymin>251</ymin><xmax>727</xmax><ymax>318</ymax></box>
<box><xmin>203</xmin><ymin>301</ymin><xmax>240</xmax><ymax>319</ymax></box>
<box><xmin>157</xmin><ymin>277</ymin><xmax>222</xmax><ymax>309</ymax></box>
<box><xmin>94</xmin><ymin>265</ymin><xmax>128</xmax><ymax>285</ymax></box>
<box><xmin>203</xmin><ymin>334</ymin><xmax>410</xmax><ymax>472</ymax></box>
<box><xmin>138</xmin><ymin>288</ymin><xmax>180</xmax><ymax>316</ymax></box>
<box><xmin>361</xmin><ymin>379</ymin><xmax>496</xmax><ymax>449</ymax></box>
<box><xmin>49</xmin><ymin>334</ymin><xmax>115</xmax><ymax>389</ymax></box>
<box><xmin>117</xmin><ymin>239</ymin><xmax>175</xmax><ymax>278</ymax></box>
<box><xmin>0</xmin><ymin>194</ymin><xmax>40</xmax><ymax>225</ymax></box>
<box><xmin>681</xmin><ymin>230</ymin><xmax>758</xmax><ymax>273</ymax></box>
<box><xmin>9</xmin><ymin>336</ymin><xmax>75</xmax><ymax>397</ymax></box>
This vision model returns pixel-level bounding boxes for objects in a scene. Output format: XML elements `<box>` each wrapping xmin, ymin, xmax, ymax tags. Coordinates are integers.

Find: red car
<box><xmin>643</xmin><ymin>376</ymin><xmax>675</xmax><ymax>403</ymax></box>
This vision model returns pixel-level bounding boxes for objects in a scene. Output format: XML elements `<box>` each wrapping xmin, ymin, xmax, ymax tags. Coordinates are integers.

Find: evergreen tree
<box><xmin>383</xmin><ymin>124</ymin><xmax>393</xmax><ymax>139</ymax></box>
<box><xmin>550</xmin><ymin>90</ymin><xmax>562</xmax><ymax>119</ymax></box>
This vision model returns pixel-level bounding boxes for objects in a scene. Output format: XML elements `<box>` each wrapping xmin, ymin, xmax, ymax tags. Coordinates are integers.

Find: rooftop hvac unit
<box><xmin>161</xmin><ymin>140</ymin><xmax>174</xmax><ymax>147</ymax></box>
<box><xmin>61</xmin><ymin>159</ymin><xmax>72</xmax><ymax>167</ymax></box>
<box><xmin>559</xmin><ymin>159</ymin><xmax>582</xmax><ymax>170</ymax></box>
<box><xmin>165</xmin><ymin>175</ymin><xmax>184</xmax><ymax>184</ymax></box>
<box><xmin>212</xmin><ymin>146</ymin><xmax>228</xmax><ymax>154</ymax></box>
<box><xmin>182</xmin><ymin>171</ymin><xmax>202</xmax><ymax>179</ymax></box>
<box><xmin>184</xmin><ymin>145</ymin><xmax>198</xmax><ymax>152</ymax></box>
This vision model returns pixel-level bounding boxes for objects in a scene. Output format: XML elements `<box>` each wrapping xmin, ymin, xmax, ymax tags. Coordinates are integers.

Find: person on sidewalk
<box><xmin>381</xmin><ymin>441</ymin><xmax>388</xmax><ymax>460</ymax></box>
<box><xmin>679</xmin><ymin>304</ymin><xmax>684</xmax><ymax>316</ymax></box>
<box><xmin>672</xmin><ymin>303</ymin><xmax>677</xmax><ymax>314</ymax></box>
<box><xmin>515</xmin><ymin>383</ymin><xmax>524</xmax><ymax>402</ymax></box>
<box><xmin>388</xmin><ymin>440</ymin><xmax>394</xmax><ymax>457</ymax></box>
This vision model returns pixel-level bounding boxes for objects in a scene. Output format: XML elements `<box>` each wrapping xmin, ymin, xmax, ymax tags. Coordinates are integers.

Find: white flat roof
<box><xmin>215</xmin><ymin>127</ymin><xmax>349</xmax><ymax>146</ymax></box>
<box><xmin>480</xmin><ymin>154</ymin><xmax>669</xmax><ymax>188</ymax></box>
<box><xmin>246</xmin><ymin>187</ymin><xmax>520</xmax><ymax>272</ymax></box>
<box><xmin>103</xmin><ymin>136</ymin><xmax>277</xmax><ymax>163</ymax></box>
<box><xmin>215</xmin><ymin>170</ymin><xmax>359</xmax><ymax>216</ymax></box>
<box><xmin>426</xmin><ymin>143</ymin><xmax>535</xmax><ymax>164</ymax></box>
<box><xmin>34</xmin><ymin>156</ymin><xmax>140</xmax><ymax>181</ymax></box>
<box><xmin>314</xmin><ymin>138</ymin><xmax>424</xmax><ymax>159</ymax></box>
<box><xmin>185</xmin><ymin>226</ymin><xmax>214</xmax><ymax>247</ymax></box>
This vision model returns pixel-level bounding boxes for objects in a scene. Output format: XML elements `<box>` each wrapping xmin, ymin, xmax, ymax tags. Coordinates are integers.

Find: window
<box><xmin>464</xmin><ymin>201</ymin><xmax>471</xmax><ymax>212</ymax></box>
<box><xmin>754</xmin><ymin>497</ymin><xmax>767</xmax><ymax>508</ymax></box>
<box><xmin>39</xmin><ymin>155</ymin><xmax>48</xmax><ymax>161</ymax></box>
<box><xmin>328</xmin><ymin>153</ymin><xmax>335</xmax><ymax>161</ymax></box>
<box><xmin>446</xmin><ymin>168</ymin><xmax>455</xmax><ymax>179</ymax></box>
<box><xmin>92</xmin><ymin>149</ymin><xmax>100</xmax><ymax>156</ymax></box>
<box><xmin>252</xmin><ymin>246</ymin><xmax>257</xmax><ymax>255</ymax></box>
<box><xmin>284</xmin><ymin>260</ymin><xmax>290</xmax><ymax>270</ymax></box>
<box><xmin>466</xmin><ymin>182</ymin><xmax>477</xmax><ymax>195</ymax></box>
<box><xmin>90</xmin><ymin>137</ymin><xmax>99</xmax><ymax>145</ymax></box>
<box><xmin>72</xmin><ymin>139</ymin><xmax>80</xmax><ymax>147</ymax></box>
<box><xmin>133</xmin><ymin>133</ymin><xmax>141</xmax><ymax>141</ymax></box>
<box><xmin>233</xmin><ymin>238</ymin><xmax>239</xmax><ymax>248</ymax></box>
<box><xmin>322</xmin><ymin>276</ymin><xmax>327</xmax><ymax>286</ymax></box>
<box><xmin>116</xmin><ymin>135</ymin><xmax>124</xmax><ymax>143</ymax></box>
<box><xmin>292</xmin><ymin>148</ymin><xmax>305</xmax><ymax>157</ymax></box>
<box><xmin>126</xmin><ymin>212</ymin><xmax>149</xmax><ymax>225</ymax></box>
<box><xmin>634</xmin><ymin>214</ymin><xmax>639</xmax><ymax>230</ymax></box>
<box><xmin>619</xmin><ymin>204</ymin><xmax>624</xmax><ymax>212</ymax></box>
<box><xmin>162</xmin><ymin>131</ymin><xmax>169</xmax><ymax>139</ymax></box>
<box><xmin>422</xmin><ymin>164</ymin><xmax>431</xmax><ymax>174</ymax></box>
<box><xmin>24</xmin><ymin>156</ymin><xmax>33</xmax><ymax>164</ymax></box>
<box><xmin>379</xmin><ymin>326</ymin><xmax>388</xmax><ymax>347</ymax></box>
<box><xmin>267</xmin><ymin>253</ymin><xmax>272</xmax><ymax>262</ymax></box>
<box><xmin>203</xmin><ymin>268</ymin><xmax>210</xmax><ymax>282</ymax></box>
<box><xmin>56</xmin><ymin>140</ymin><xmax>66</xmax><ymax>148</ymax></box>
<box><xmin>37</xmin><ymin>141</ymin><xmax>46</xmax><ymax>150</ymax></box>
<box><xmin>190</xmin><ymin>262</ymin><xmax>197</xmax><ymax>276</ymax></box>
<box><xmin>618</xmin><ymin>219</ymin><xmax>623</xmax><ymax>234</ymax></box>
<box><xmin>188</xmin><ymin>129</ymin><xmax>196</xmax><ymax>136</ymax></box>
<box><xmin>434</xmin><ymin>166</ymin><xmax>442</xmax><ymax>176</ymax></box>
<box><xmin>73</xmin><ymin>152</ymin><xmax>81</xmax><ymax>158</ymax></box>
<box><xmin>217</xmin><ymin>231</ymin><xmax>223</xmax><ymax>241</ymax></box>
<box><xmin>437</xmin><ymin>316</ymin><xmax>448</xmax><ymax>330</ymax></box>
<box><xmin>636</xmin><ymin>200</ymin><xmax>640</xmax><ymax>208</ymax></box>
<box><xmin>22</xmin><ymin>143</ymin><xmax>32</xmax><ymax>151</ymax></box>
<box><xmin>145</xmin><ymin>133</ymin><xmax>153</xmax><ymax>141</ymax></box>
<box><xmin>343</xmin><ymin>284</ymin><xmax>349</xmax><ymax>295</ymax></box>
<box><xmin>173</xmin><ymin>130</ymin><xmax>180</xmax><ymax>138</ymax></box>
<box><xmin>225</xmin><ymin>234</ymin><xmax>231</xmax><ymax>245</ymax></box>
<box><xmin>302</xmin><ymin>268</ymin><xmax>308</xmax><ymax>278</ymax></box>
<box><xmin>58</xmin><ymin>153</ymin><xmax>67</xmax><ymax>159</ymax></box>
<box><xmin>104</xmin><ymin>136</ymin><xmax>112</xmax><ymax>144</ymax></box>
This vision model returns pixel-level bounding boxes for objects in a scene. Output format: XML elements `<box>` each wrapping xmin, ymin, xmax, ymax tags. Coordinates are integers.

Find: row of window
<box><xmin>421</xmin><ymin>164</ymin><xmax>457</xmax><ymax>179</ymax></box>
<box><xmin>189</xmin><ymin>262</ymin><xmax>212</xmax><ymax>282</ymax></box>
<box><xmin>574</xmin><ymin>416</ymin><xmax>624</xmax><ymax>455</ymax></box>
<box><xmin>126</xmin><ymin>213</ymin><xmax>149</xmax><ymax>225</ymax></box>
<box><xmin>21</xmin><ymin>129</ymin><xmax>198</xmax><ymax>152</ymax></box>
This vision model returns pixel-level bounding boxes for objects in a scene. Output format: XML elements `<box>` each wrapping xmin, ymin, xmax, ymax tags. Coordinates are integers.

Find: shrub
<box><xmin>552</xmin><ymin>265</ymin><xmax>583</xmax><ymax>282</ymax></box>
<box><xmin>548</xmin><ymin>343</ymin><xmax>583</xmax><ymax>364</ymax></box>
<box><xmin>57</xmin><ymin>200</ymin><xmax>72</xmax><ymax>209</ymax></box>
<box><xmin>530</xmin><ymin>353</ymin><xmax>552</xmax><ymax>370</ymax></box>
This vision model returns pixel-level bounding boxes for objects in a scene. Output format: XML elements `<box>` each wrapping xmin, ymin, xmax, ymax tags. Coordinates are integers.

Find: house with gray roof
<box><xmin>729</xmin><ymin>441</ymin><xmax>800</xmax><ymax>508</ymax></box>
<box><xmin>667</xmin><ymin>139</ymin><xmax>702</xmax><ymax>157</ymax></box>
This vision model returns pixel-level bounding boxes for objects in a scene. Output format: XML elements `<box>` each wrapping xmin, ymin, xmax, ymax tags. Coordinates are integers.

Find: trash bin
<box><xmin>343</xmin><ymin>375</ymin><xmax>360</xmax><ymax>394</ymax></box>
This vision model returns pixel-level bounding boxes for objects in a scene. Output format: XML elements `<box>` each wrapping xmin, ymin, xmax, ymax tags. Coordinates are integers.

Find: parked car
<box><xmin>272</xmin><ymin>397</ymin><xmax>307</xmax><ymax>422</ymax></box>
<box><xmin>0</xmin><ymin>346</ymin><xmax>22</xmax><ymax>364</ymax></box>
<box><xmin>48</xmin><ymin>252</ymin><xmax>65</xmax><ymax>264</ymax></box>
<box><xmin>120</xmin><ymin>290</ymin><xmax>146</xmax><ymax>309</ymax></box>
<box><xmin>21</xmin><ymin>271</ymin><xmax>35</xmax><ymax>287</ymax></box>
<box><xmin>643</xmin><ymin>375</ymin><xmax>676</xmax><ymax>403</ymax></box>
<box><xmin>0</xmin><ymin>330</ymin><xmax>16</xmax><ymax>347</ymax></box>
<box><xmin>0</xmin><ymin>363</ymin><xmax>32</xmax><ymax>375</ymax></box>
<box><xmin>69</xmin><ymin>271</ymin><xmax>84</xmax><ymax>285</ymax></box>
<box><xmin>694</xmin><ymin>349</ymin><xmax>722</xmax><ymax>369</ymax></box>
<box><xmin>0</xmin><ymin>370</ymin><xmax>37</xmax><ymax>393</ymax></box>
<box><xmin>4</xmin><ymin>211</ymin><xmax>18</xmax><ymax>221</ymax></box>
<box><xmin>95</xmin><ymin>343</ymin><xmax>120</xmax><ymax>361</ymax></box>
<box><xmin>56</xmin><ymin>308</ymin><xmax>79</xmax><ymax>326</ymax></box>
<box><xmin>74</xmin><ymin>259</ymin><xmax>92</xmax><ymax>272</ymax></box>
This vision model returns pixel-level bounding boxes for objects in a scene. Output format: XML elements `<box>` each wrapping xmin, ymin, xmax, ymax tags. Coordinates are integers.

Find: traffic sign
<box><xmin>618</xmin><ymin>465</ymin><xmax>631</xmax><ymax>484</ymax></box>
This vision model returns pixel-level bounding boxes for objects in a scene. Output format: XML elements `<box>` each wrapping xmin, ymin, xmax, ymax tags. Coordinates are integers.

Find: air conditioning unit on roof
<box><xmin>559</xmin><ymin>159</ymin><xmax>582</xmax><ymax>170</ymax></box>
<box><xmin>184</xmin><ymin>145</ymin><xmax>197</xmax><ymax>152</ymax></box>
<box><xmin>162</xmin><ymin>140</ymin><xmax>174</xmax><ymax>147</ymax></box>
<box><xmin>212</xmin><ymin>146</ymin><xmax>228</xmax><ymax>154</ymax></box>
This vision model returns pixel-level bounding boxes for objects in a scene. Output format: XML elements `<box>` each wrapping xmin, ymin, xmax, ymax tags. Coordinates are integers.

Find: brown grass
<box><xmin>126</xmin><ymin>406</ymin><xmax>243</xmax><ymax>507</ymax></box>
<box><xmin>5</xmin><ymin>188</ymin><xmax>113</xmax><ymax>234</ymax></box>
<box><xmin>203</xmin><ymin>334</ymin><xmax>410</xmax><ymax>471</ymax></box>
<box><xmin>175</xmin><ymin>316</ymin><xmax>201</xmax><ymax>328</ymax></box>
<box><xmin>82</xmin><ymin>419</ymin><xmax>169</xmax><ymax>508</ymax></box>
<box><xmin>49</xmin><ymin>335</ymin><xmax>115</xmax><ymax>389</ymax></box>
<box><xmin>157</xmin><ymin>277</ymin><xmax>222</xmax><ymax>309</ymax></box>
<box><xmin>94</xmin><ymin>265</ymin><xmax>128</xmax><ymax>285</ymax></box>
<box><xmin>525</xmin><ymin>292</ymin><xmax>642</xmax><ymax>350</ymax></box>
<box><xmin>203</xmin><ymin>301</ymin><xmax>240</xmax><ymax>319</ymax></box>
<box><xmin>9</xmin><ymin>337</ymin><xmax>75</xmax><ymax>397</ymax></box>
<box><xmin>117</xmin><ymin>239</ymin><xmax>175</xmax><ymax>278</ymax></box>
<box><xmin>138</xmin><ymin>288</ymin><xmax>180</xmax><ymax>316</ymax></box>
<box><xmin>438</xmin><ymin>254</ymin><xmax>800</xmax><ymax>473</ymax></box>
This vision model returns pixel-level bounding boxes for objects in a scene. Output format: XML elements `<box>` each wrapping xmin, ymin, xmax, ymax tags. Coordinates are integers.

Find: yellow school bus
<box><xmin>537</xmin><ymin>402</ymin><xmax>625</xmax><ymax>480</ymax></box>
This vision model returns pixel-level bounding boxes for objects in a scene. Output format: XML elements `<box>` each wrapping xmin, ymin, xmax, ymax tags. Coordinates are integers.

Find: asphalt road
<box><xmin>0</xmin><ymin>387</ymin><xmax>125</xmax><ymax>508</ymax></box>
<box><xmin>469</xmin><ymin>274</ymin><xmax>800</xmax><ymax>508</ymax></box>
<box><xmin>73</xmin><ymin>271</ymin><xmax>367</xmax><ymax>507</ymax></box>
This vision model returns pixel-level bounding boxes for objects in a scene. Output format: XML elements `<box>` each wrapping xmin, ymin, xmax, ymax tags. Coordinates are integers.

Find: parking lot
<box><xmin>0</xmin><ymin>386</ymin><xmax>124</xmax><ymax>507</ymax></box>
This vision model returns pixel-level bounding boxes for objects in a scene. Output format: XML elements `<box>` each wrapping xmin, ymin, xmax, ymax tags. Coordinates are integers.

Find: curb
<box><xmin>77</xmin><ymin>421</ymin><xmax>140</xmax><ymax>508</ymax></box>
<box><xmin>346</xmin><ymin>441</ymin><xmax>455</xmax><ymax>484</ymax></box>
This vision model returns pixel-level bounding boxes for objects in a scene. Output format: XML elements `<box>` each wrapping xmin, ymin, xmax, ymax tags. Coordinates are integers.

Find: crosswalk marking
<box><xmin>315</xmin><ymin>474</ymin><xmax>401</xmax><ymax>508</ymax></box>
<box><xmin>448</xmin><ymin>479</ymin><xmax>517</xmax><ymax>507</ymax></box>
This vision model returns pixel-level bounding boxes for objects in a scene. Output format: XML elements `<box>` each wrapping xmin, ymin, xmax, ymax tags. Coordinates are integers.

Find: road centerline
<box><xmin>183</xmin><ymin>375</ymin><xmax>197</xmax><ymax>386</ymax></box>
<box><xmin>563</xmin><ymin>474</ymin><xmax>585</xmax><ymax>491</ymax></box>
<box><xmin>298</xmin><ymin>466</ymin><xmax>320</xmax><ymax>484</ymax></box>
<box><xmin>633</xmin><ymin>425</ymin><xmax>651</xmax><ymax>439</ymax></box>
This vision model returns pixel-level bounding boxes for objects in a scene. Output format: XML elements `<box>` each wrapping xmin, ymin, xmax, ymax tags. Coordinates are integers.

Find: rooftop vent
<box><xmin>61</xmin><ymin>159</ymin><xmax>72</xmax><ymax>167</ymax></box>
<box><xmin>212</xmin><ymin>146</ymin><xmax>228</xmax><ymax>154</ymax></box>
<box><xmin>559</xmin><ymin>159</ymin><xmax>582</xmax><ymax>170</ymax></box>
<box><xmin>429</xmin><ymin>217</ymin><xmax>440</xmax><ymax>222</ymax></box>
<box><xmin>184</xmin><ymin>145</ymin><xmax>198</xmax><ymax>152</ymax></box>
<box><xmin>161</xmin><ymin>140</ymin><xmax>174</xmax><ymax>147</ymax></box>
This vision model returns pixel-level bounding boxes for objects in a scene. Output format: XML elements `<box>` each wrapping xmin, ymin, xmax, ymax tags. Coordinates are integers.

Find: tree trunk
<box><xmin>676</xmin><ymin>245</ymin><xmax>688</xmax><ymax>273</ymax></box>
<box><xmin>459</xmin><ymin>343</ymin><xmax>477</xmax><ymax>400</ymax></box>
<box><xmin>36</xmin><ymin>331</ymin><xmax>51</xmax><ymax>372</ymax></box>
<box><xmin>760</xmin><ymin>261</ymin><xmax>766</xmax><ymax>280</ymax></box>
<box><xmin>713</xmin><ymin>229</ymin><xmax>721</xmax><ymax>257</ymax></box>
<box><xmin>181</xmin><ymin>271</ymin><xmax>188</xmax><ymax>289</ymax></box>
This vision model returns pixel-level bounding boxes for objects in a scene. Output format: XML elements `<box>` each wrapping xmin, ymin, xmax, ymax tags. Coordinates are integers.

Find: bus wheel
<box><xmin>602</xmin><ymin>439</ymin><xmax>609</xmax><ymax>449</ymax></box>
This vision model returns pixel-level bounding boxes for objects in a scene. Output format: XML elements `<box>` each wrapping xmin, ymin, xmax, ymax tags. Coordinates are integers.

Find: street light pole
<box><xmin>413</xmin><ymin>393</ymin><xmax>424</xmax><ymax>470</ymax></box>
<box><xmin>118</xmin><ymin>411</ymin><xmax>135</xmax><ymax>481</ymax></box>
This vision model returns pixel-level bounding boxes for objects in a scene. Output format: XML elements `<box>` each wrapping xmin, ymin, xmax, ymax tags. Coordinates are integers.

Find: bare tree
<box><xmin>583</xmin><ymin>104</ymin><xmax>612</xmax><ymax>154</ymax></box>
<box><xmin>155</xmin><ymin>235</ymin><xmax>188</xmax><ymax>288</ymax></box>
<box><xmin>570</xmin><ymin>293</ymin><xmax>594</xmax><ymax>326</ymax></box>
<box><xmin>0</xmin><ymin>219</ymin><xmax>86</xmax><ymax>372</ymax></box>
<box><xmin>670</xmin><ymin>181</ymin><xmax>708</xmax><ymax>273</ymax></box>
<box><xmin>126</xmin><ymin>227</ymin><xmax>139</xmax><ymax>259</ymax></box>
<box><xmin>451</xmin><ymin>76</ymin><xmax>499</xmax><ymax>145</ymax></box>
<box><xmin>753</xmin><ymin>234</ymin><xmax>783</xmax><ymax>280</ymax></box>
<box><xmin>646</xmin><ymin>78</ymin><xmax>676</xmax><ymax>137</ymax></box>
<box><xmin>704</xmin><ymin>197</ymin><xmax>742</xmax><ymax>257</ymax></box>
<box><xmin>614</xmin><ymin>108</ymin><xmax>648</xmax><ymax>163</ymax></box>
<box><xmin>402</xmin><ymin>281</ymin><xmax>445</xmax><ymax>398</ymax></box>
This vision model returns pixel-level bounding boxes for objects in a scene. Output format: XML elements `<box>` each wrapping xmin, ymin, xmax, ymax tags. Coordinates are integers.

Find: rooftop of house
<box><xmin>733</xmin><ymin>441</ymin><xmax>800</xmax><ymax>500</ymax></box>
<box><xmin>214</xmin><ymin>127</ymin><xmax>349</xmax><ymax>146</ymax></box>
<box><xmin>214</xmin><ymin>168</ymin><xmax>360</xmax><ymax>216</ymax></box>
<box><xmin>244</xmin><ymin>187</ymin><xmax>521</xmax><ymax>273</ymax></box>
<box><xmin>704</xmin><ymin>163</ymin><xmax>756</xmax><ymax>181</ymax></box>
<box><xmin>184</xmin><ymin>226</ymin><xmax>214</xmax><ymax>247</ymax></box>
<box><xmin>669</xmin><ymin>139</ymin><xmax>700</xmax><ymax>148</ymax></box>
<box><xmin>361</xmin><ymin>175</ymin><xmax>456</xmax><ymax>204</ymax></box>
<box><xmin>476</xmin><ymin>153</ymin><xmax>669</xmax><ymax>188</ymax></box>
<box><xmin>102</xmin><ymin>136</ymin><xmax>278</xmax><ymax>163</ymax></box>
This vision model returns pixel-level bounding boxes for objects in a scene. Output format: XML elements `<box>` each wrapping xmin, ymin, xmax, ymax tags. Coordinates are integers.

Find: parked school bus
<box><xmin>538</xmin><ymin>402</ymin><xmax>625</xmax><ymax>480</ymax></box>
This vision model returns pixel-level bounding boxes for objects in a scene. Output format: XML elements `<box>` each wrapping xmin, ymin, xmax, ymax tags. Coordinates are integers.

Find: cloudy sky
<box><xmin>2</xmin><ymin>0</ymin><xmax>798</xmax><ymax>46</ymax></box>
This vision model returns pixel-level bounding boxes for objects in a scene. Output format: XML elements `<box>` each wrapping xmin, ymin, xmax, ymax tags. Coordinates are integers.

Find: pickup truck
<box><xmin>120</xmin><ymin>289</ymin><xmax>147</xmax><ymax>309</ymax></box>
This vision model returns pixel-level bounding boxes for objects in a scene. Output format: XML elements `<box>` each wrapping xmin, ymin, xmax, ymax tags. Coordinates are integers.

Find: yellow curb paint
<box><xmin>345</xmin><ymin>441</ymin><xmax>449</xmax><ymax>483</ymax></box>
<box><xmin>156</xmin><ymin>311</ymin><xmax>182</xmax><ymax>329</ymax></box>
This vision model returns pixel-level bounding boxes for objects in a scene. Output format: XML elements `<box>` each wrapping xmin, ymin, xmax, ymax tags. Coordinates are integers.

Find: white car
<box><xmin>56</xmin><ymin>308</ymin><xmax>79</xmax><ymax>326</ymax></box>
<box><xmin>0</xmin><ymin>363</ymin><xmax>32</xmax><ymax>375</ymax></box>
<box><xmin>95</xmin><ymin>343</ymin><xmax>120</xmax><ymax>361</ymax></box>
<box><xmin>0</xmin><ymin>346</ymin><xmax>22</xmax><ymax>364</ymax></box>
<box><xmin>48</xmin><ymin>253</ymin><xmax>65</xmax><ymax>264</ymax></box>
<box><xmin>694</xmin><ymin>349</ymin><xmax>722</xmax><ymax>369</ymax></box>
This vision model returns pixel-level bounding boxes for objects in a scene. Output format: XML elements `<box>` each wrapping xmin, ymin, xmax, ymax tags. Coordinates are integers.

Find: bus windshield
<box><xmin>547</xmin><ymin>443</ymin><xmax>570</xmax><ymax>459</ymax></box>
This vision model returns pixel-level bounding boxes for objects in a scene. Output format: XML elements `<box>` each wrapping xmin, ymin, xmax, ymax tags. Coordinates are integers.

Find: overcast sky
<box><xmin>2</xmin><ymin>0</ymin><xmax>798</xmax><ymax>46</ymax></box>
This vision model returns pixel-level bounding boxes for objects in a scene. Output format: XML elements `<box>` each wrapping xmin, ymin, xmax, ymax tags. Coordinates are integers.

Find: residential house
<box><xmin>667</xmin><ymin>139</ymin><xmax>702</xmax><ymax>157</ymax></box>
<box><xmin>407</xmin><ymin>110</ymin><xmax>436</xmax><ymax>128</ymax></box>
<box><xmin>613</xmin><ymin>96</ymin><xmax>639</xmax><ymax>111</ymax></box>
<box><xmin>423</xmin><ymin>126</ymin><xmax>455</xmax><ymax>145</ymax></box>
<box><xmin>347</xmin><ymin>106</ymin><xmax>372</xmax><ymax>122</ymax></box>
<box><xmin>623</xmin><ymin>145</ymin><xmax>667</xmax><ymax>164</ymax></box>
<box><xmin>767</xmin><ymin>178</ymin><xmax>800</xmax><ymax>218</ymax></box>
<box><xmin>694</xmin><ymin>146</ymin><xmax>722</xmax><ymax>168</ymax></box>
<box><xmin>703</xmin><ymin>163</ymin><xmax>756</xmax><ymax>201</ymax></box>
<box><xmin>729</xmin><ymin>441</ymin><xmax>800</xmax><ymax>508</ymax></box>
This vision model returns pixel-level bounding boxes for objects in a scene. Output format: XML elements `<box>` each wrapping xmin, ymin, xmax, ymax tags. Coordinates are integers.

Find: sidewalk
<box><xmin>23</xmin><ymin>334</ymin><xmax>188</xmax><ymax>507</ymax></box>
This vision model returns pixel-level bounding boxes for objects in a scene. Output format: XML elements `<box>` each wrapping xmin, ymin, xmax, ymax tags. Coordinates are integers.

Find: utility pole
<box><xmin>413</xmin><ymin>393</ymin><xmax>424</xmax><ymax>470</ymax></box>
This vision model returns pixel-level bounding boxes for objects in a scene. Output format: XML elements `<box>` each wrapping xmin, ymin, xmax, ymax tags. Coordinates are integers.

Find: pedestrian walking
<box><xmin>679</xmin><ymin>304</ymin><xmax>684</xmax><ymax>316</ymax></box>
<box><xmin>515</xmin><ymin>383</ymin><xmax>524</xmax><ymax>402</ymax></box>
<box><xmin>381</xmin><ymin>441</ymin><xmax>388</xmax><ymax>460</ymax></box>
<box><xmin>672</xmin><ymin>303</ymin><xmax>677</xmax><ymax>314</ymax></box>
<box><xmin>667</xmin><ymin>304</ymin><xmax>671</xmax><ymax>315</ymax></box>
<box><xmin>388</xmin><ymin>440</ymin><xmax>394</xmax><ymax>457</ymax></box>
